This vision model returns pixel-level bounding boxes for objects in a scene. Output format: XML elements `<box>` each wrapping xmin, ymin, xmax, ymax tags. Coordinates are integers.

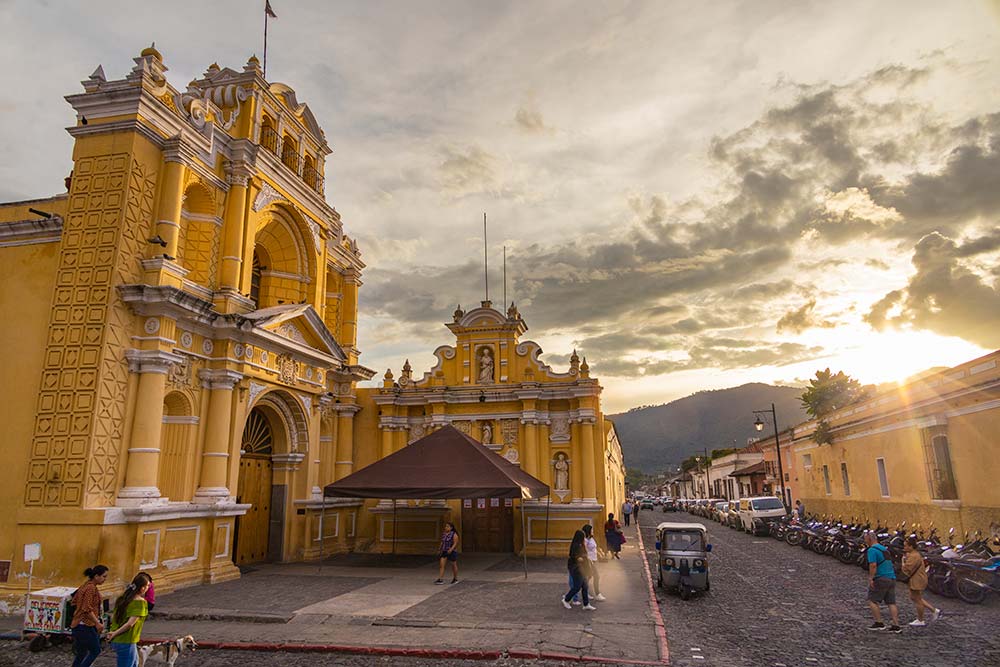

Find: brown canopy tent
<box><xmin>323</xmin><ymin>425</ymin><xmax>549</xmax><ymax>577</ymax></box>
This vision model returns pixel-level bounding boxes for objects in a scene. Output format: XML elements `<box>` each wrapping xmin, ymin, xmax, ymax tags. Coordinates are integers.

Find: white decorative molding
<box><xmin>248</xmin><ymin>381</ymin><xmax>268</xmax><ymax>406</ymax></box>
<box><xmin>233</xmin><ymin>342</ymin><xmax>244</xmax><ymax>358</ymax></box>
<box><xmin>180</xmin><ymin>331</ymin><xmax>193</xmax><ymax>348</ymax></box>
<box><xmin>252</xmin><ymin>180</ymin><xmax>285</xmax><ymax>212</ymax></box>
<box><xmin>202</xmin><ymin>339</ymin><xmax>214</xmax><ymax>355</ymax></box>
<box><xmin>144</xmin><ymin>317</ymin><xmax>160</xmax><ymax>334</ymax></box>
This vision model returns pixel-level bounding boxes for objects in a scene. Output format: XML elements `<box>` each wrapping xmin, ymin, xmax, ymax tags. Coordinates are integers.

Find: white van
<box><xmin>738</xmin><ymin>496</ymin><xmax>787</xmax><ymax>535</ymax></box>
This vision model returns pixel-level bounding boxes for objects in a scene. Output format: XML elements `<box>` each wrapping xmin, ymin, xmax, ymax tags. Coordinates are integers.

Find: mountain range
<box><xmin>608</xmin><ymin>383</ymin><xmax>810</xmax><ymax>473</ymax></box>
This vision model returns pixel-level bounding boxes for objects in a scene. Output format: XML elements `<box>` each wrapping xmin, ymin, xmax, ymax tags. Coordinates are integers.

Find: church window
<box><xmin>281</xmin><ymin>135</ymin><xmax>301</xmax><ymax>174</ymax></box>
<box><xmin>261</xmin><ymin>114</ymin><xmax>279</xmax><ymax>155</ymax></box>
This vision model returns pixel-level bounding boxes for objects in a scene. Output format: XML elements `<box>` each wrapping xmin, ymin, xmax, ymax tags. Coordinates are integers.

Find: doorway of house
<box><xmin>234</xmin><ymin>408</ymin><xmax>273</xmax><ymax>565</ymax></box>
<box><xmin>461</xmin><ymin>497</ymin><xmax>514</xmax><ymax>552</ymax></box>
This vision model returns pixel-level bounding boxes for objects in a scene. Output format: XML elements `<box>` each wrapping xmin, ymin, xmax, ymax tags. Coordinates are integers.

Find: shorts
<box><xmin>440</xmin><ymin>551</ymin><xmax>458</xmax><ymax>562</ymax></box>
<box><xmin>868</xmin><ymin>578</ymin><xmax>896</xmax><ymax>605</ymax></box>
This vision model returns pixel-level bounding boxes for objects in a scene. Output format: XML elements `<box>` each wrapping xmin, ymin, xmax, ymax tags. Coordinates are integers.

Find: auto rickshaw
<box><xmin>655</xmin><ymin>522</ymin><xmax>712</xmax><ymax>600</ymax></box>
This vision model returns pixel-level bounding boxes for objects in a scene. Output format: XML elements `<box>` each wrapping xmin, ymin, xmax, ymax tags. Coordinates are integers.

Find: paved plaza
<box><xmin>1</xmin><ymin>522</ymin><xmax>662</xmax><ymax>666</ymax></box>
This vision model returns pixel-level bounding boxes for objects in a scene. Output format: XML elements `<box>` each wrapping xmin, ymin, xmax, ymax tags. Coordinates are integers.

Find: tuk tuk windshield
<box><xmin>664</xmin><ymin>530</ymin><xmax>705</xmax><ymax>552</ymax></box>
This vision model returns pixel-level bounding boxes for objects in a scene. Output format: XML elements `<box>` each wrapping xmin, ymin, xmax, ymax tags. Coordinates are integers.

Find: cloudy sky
<box><xmin>2</xmin><ymin>1</ymin><xmax>999</xmax><ymax>413</ymax></box>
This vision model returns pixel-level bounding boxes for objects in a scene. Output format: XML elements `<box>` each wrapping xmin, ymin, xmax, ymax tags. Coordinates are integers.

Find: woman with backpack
<box><xmin>106</xmin><ymin>572</ymin><xmax>152</xmax><ymax>667</ymax></box>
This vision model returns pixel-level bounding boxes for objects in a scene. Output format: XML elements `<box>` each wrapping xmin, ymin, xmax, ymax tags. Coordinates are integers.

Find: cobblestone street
<box><xmin>641</xmin><ymin>512</ymin><xmax>1000</xmax><ymax>667</ymax></box>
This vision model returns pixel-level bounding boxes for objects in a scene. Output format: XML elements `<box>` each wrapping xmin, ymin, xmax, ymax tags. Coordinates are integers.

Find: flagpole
<box><xmin>263</xmin><ymin>3</ymin><xmax>269</xmax><ymax>79</ymax></box>
<box><xmin>483</xmin><ymin>212</ymin><xmax>489</xmax><ymax>303</ymax></box>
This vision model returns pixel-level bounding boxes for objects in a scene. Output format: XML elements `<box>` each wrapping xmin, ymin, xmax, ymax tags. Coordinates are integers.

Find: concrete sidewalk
<box><xmin>2</xmin><ymin>520</ymin><xmax>662</xmax><ymax>663</ymax></box>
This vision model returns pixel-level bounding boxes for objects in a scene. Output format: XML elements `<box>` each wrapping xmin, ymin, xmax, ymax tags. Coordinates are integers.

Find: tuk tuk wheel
<box><xmin>680</xmin><ymin>587</ymin><xmax>691</xmax><ymax>601</ymax></box>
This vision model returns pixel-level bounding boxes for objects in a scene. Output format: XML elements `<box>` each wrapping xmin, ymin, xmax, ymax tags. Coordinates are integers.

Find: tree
<box><xmin>800</xmin><ymin>368</ymin><xmax>870</xmax><ymax>444</ymax></box>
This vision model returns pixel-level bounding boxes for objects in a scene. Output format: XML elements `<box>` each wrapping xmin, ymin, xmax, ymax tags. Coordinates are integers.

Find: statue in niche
<box><xmin>477</xmin><ymin>346</ymin><xmax>495</xmax><ymax>384</ymax></box>
<box><xmin>481</xmin><ymin>422</ymin><xmax>493</xmax><ymax>444</ymax></box>
<box><xmin>554</xmin><ymin>452</ymin><xmax>570</xmax><ymax>492</ymax></box>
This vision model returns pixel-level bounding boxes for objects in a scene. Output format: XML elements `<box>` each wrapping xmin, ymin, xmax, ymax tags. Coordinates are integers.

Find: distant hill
<box><xmin>609</xmin><ymin>383</ymin><xmax>809</xmax><ymax>473</ymax></box>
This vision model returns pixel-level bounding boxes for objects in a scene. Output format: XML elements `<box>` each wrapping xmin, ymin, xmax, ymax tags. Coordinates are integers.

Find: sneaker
<box><xmin>434</xmin><ymin>579</ymin><xmax>445</xmax><ymax>585</ymax></box>
<box><xmin>908</xmin><ymin>620</ymin><xmax>926</xmax><ymax>627</ymax></box>
<box><xmin>571</xmin><ymin>600</ymin><xmax>581</xmax><ymax>606</ymax></box>
<box><xmin>594</xmin><ymin>594</ymin><xmax>607</xmax><ymax>601</ymax></box>
<box><xmin>451</xmin><ymin>579</ymin><xmax>459</xmax><ymax>584</ymax></box>
<box><xmin>887</xmin><ymin>625</ymin><xmax>902</xmax><ymax>634</ymax></box>
<box><xmin>931</xmin><ymin>608</ymin><xmax>941</xmax><ymax>622</ymax></box>
<box><xmin>867</xmin><ymin>622</ymin><xmax>886</xmax><ymax>631</ymax></box>
<box><xmin>561</xmin><ymin>598</ymin><xmax>572</xmax><ymax>610</ymax></box>
<box><xmin>582</xmin><ymin>604</ymin><xmax>597</xmax><ymax>611</ymax></box>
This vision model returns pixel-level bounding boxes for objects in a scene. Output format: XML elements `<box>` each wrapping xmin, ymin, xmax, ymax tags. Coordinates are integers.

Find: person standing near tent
<box><xmin>562</xmin><ymin>530</ymin><xmax>596</xmax><ymax>610</ymax></box>
<box><xmin>435</xmin><ymin>522</ymin><xmax>460</xmax><ymax>584</ymax></box>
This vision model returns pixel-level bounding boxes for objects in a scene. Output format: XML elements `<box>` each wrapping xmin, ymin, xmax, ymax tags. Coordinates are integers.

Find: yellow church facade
<box><xmin>0</xmin><ymin>49</ymin><xmax>624</xmax><ymax>606</ymax></box>
<box><xmin>352</xmin><ymin>301</ymin><xmax>626</xmax><ymax>556</ymax></box>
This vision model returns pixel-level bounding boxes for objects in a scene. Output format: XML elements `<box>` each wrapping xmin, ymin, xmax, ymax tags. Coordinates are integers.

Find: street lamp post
<box><xmin>754</xmin><ymin>402</ymin><xmax>788</xmax><ymax>511</ymax></box>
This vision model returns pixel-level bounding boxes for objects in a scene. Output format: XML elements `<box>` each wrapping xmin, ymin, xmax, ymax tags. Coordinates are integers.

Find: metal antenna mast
<box><xmin>483</xmin><ymin>212</ymin><xmax>489</xmax><ymax>302</ymax></box>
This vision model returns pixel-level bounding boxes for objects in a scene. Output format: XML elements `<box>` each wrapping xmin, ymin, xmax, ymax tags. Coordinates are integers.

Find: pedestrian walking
<box><xmin>434</xmin><ymin>521</ymin><xmax>460</xmax><ymax>584</ymax></box>
<box><xmin>582</xmin><ymin>524</ymin><xmax>606</xmax><ymax>600</ymax></box>
<box><xmin>622</xmin><ymin>499</ymin><xmax>633</xmax><ymax>526</ymax></box>
<box><xmin>70</xmin><ymin>564</ymin><xmax>109</xmax><ymax>667</ymax></box>
<box><xmin>864</xmin><ymin>531</ymin><xmax>902</xmax><ymax>633</ymax></box>
<box><xmin>137</xmin><ymin>571</ymin><xmax>155</xmax><ymax>611</ymax></box>
<box><xmin>632</xmin><ymin>500</ymin><xmax>640</xmax><ymax>524</ymax></box>
<box><xmin>107</xmin><ymin>572</ymin><xmax>152</xmax><ymax>667</ymax></box>
<box><xmin>604</xmin><ymin>513</ymin><xmax>624</xmax><ymax>559</ymax></box>
<box><xmin>562</xmin><ymin>530</ymin><xmax>595</xmax><ymax>610</ymax></box>
<box><xmin>902</xmin><ymin>536</ymin><xmax>940</xmax><ymax>627</ymax></box>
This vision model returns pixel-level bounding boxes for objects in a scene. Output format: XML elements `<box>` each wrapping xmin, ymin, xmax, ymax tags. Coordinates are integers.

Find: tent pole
<box><xmin>520</xmin><ymin>497</ymin><xmax>528</xmax><ymax>580</ymax></box>
<box><xmin>392</xmin><ymin>499</ymin><xmax>397</xmax><ymax>555</ymax></box>
<box><xmin>544</xmin><ymin>493</ymin><xmax>551</xmax><ymax>557</ymax></box>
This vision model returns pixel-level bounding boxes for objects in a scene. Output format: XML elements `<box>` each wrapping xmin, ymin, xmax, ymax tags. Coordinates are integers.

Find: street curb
<box><xmin>150</xmin><ymin>608</ymin><xmax>292</xmax><ymax>624</ymax></box>
<box><xmin>136</xmin><ymin>639</ymin><xmax>667</xmax><ymax>665</ymax></box>
<box><xmin>634</xmin><ymin>517</ymin><xmax>671</xmax><ymax>665</ymax></box>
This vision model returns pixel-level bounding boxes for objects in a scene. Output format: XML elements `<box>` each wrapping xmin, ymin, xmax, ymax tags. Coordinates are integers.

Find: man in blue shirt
<box><xmin>864</xmin><ymin>531</ymin><xmax>901</xmax><ymax>632</ymax></box>
<box><xmin>622</xmin><ymin>500</ymin><xmax>633</xmax><ymax>526</ymax></box>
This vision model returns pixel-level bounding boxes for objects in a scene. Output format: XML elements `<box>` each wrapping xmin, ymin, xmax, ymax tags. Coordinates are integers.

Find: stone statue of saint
<box><xmin>481</xmin><ymin>422</ymin><xmax>493</xmax><ymax>444</ymax></box>
<box><xmin>554</xmin><ymin>453</ymin><xmax>569</xmax><ymax>491</ymax></box>
<box><xmin>478</xmin><ymin>346</ymin><xmax>494</xmax><ymax>384</ymax></box>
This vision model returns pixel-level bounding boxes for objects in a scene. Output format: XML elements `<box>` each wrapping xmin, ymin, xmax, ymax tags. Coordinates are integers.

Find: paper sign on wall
<box><xmin>490</xmin><ymin>498</ymin><xmax>500</xmax><ymax>507</ymax></box>
<box><xmin>504</xmin><ymin>498</ymin><xmax>513</xmax><ymax>507</ymax></box>
<box><xmin>477</xmin><ymin>498</ymin><xmax>486</xmax><ymax>509</ymax></box>
<box><xmin>463</xmin><ymin>499</ymin><xmax>472</xmax><ymax>508</ymax></box>
<box><xmin>24</xmin><ymin>543</ymin><xmax>41</xmax><ymax>562</ymax></box>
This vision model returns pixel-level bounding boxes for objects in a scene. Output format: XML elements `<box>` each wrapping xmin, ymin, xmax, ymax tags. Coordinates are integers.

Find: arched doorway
<box><xmin>234</xmin><ymin>408</ymin><xmax>274</xmax><ymax>565</ymax></box>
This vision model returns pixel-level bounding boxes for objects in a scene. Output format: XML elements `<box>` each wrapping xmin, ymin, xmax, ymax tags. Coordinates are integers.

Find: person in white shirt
<box><xmin>576</xmin><ymin>524</ymin><xmax>605</xmax><ymax>601</ymax></box>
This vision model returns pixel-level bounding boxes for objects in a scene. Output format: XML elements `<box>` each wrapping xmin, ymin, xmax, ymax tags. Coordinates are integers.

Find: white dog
<box><xmin>138</xmin><ymin>635</ymin><xmax>198</xmax><ymax>667</ymax></box>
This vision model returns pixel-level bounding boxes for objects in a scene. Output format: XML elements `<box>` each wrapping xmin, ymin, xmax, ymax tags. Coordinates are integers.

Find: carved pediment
<box><xmin>242</xmin><ymin>303</ymin><xmax>346</xmax><ymax>364</ymax></box>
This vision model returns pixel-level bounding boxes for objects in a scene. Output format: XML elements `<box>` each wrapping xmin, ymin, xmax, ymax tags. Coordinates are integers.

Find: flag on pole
<box><xmin>265</xmin><ymin>0</ymin><xmax>277</xmax><ymax>18</ymax></box>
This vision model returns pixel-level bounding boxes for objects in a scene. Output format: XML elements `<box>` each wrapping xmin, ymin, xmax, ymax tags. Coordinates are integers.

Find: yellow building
<box><xmin>0</xmin><ymin>49</ymin><xmax>625</xmax><ymax>606</ymax></box>
<box><xmin>791</xmin><ymin>350</ymin><xmax>1000</xmax><ymax>537</ymax></box>
<box><xmin>352</xmin><ymin>301</ymin><xmax>626</xmax><ymax>556</ymax></box>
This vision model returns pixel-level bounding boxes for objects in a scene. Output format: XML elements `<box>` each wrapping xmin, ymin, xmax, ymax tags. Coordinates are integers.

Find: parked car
<box><xmin>726</xmin><ymin>500</ymin><xmax>742</xmax><ymax>529</ymax></box>
<box><xmin>713</xmin><ymin>501</ymin><xmax>730</xmax><ymax>523</ymax></box>
<box><xmin>640</xmin><ymin>498</ymin><xmax>655</xmax><ymax>510</ymax></box>
<box><xmin>662</xmin><ymin>498</ymin><xmax>678</xmax><ymax>512</ymax></box>
<box><xmin>738</xmin><ymin>496</ymin><xmax>787</xmax><ymax>535</ymax></box>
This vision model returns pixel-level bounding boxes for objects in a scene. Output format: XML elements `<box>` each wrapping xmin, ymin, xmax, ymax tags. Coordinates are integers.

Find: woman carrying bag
<box><xmin>562</xmin><ymin>530</ymin><xmax>596</xmax><ymax>610</ymax></box>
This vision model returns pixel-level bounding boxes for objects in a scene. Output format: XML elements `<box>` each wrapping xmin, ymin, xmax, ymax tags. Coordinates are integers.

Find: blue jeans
<box><xmin>71</xmin><ymin>625</ymin><xmax>101</xmax><ymax>667</ymax></box>
<box><xmin>565</xmin><ymin>571</ymin><xmax>590</xmax><ymax>606</ymax></box>
<box><xmin>111</xmin><ymin>642</ymin><xmax>138</xmax><ymax>667</ymax></box>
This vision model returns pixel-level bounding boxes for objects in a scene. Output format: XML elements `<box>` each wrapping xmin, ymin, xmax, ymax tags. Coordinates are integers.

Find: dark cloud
<box><xmin>865</xmin><ymin>258</ymin><xmax>891</xmax><ymax>270</ymax></box>
<box><xmin>776</xmin><ymin>299</ymin><xmax>837</xmax><ymax>334</ymax></box>
<box><xmin>865</xmin><ymin>231</ymin><xmax>1000</xmax><ymax>348</ymax></box>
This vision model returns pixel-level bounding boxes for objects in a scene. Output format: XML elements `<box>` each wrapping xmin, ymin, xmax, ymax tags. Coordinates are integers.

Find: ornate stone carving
<box><xmin>277</xmin><ymin>354</ymin><xmax>297</xmax><ymax>384</ymax></box>
<box><xmin>244</xmin><ymin>345</ymin><xmax>254</xmax><ymax>360</ymax></box>
<box><xmin>252</xmin><ymin>181</ymin><xmax>284</xmax><ymax>212</ymax></box>
<box><xmin>248</xmin><ymin>381</ymin><xmax>268</xmax><ymax>406</ymax></box>
<box><xmin>477</xmin><ymin>345</ymin><xmax>495</xmax><ymax>384</ymax></box>
<box><xmin>299</xmin><ymin>394</ymin><xmax>312</xmax><ymax>415</ymax></box>
<box><xmin>408</xmin><ymin>423</ymin><xmax>426</xmax><ymax>444</ymax></box>
<box><xmin>167</xmin><ymin>356</ymin><xmax>192</xmax><ymax>388</ymax></box>
<box><xmin>180</xmin><ymin>331</ymin><xmax>193</xmax><ymax>348</ymax></box>
<box><xmin>553</xmin><ymin>452</ymin><xmax>570</xmax><ymax>501</ymax></box>
<box><xmin>276</xmin><ymin>322</ymin><xmax>308</xmax><ymax>344</ymax></box>
<box><xmin>453</xmin><ymin>420</ymin><xmax>471</xmax><ymax>435</ymax></box>
<box><xmin>501</xmin><ymin>419</ymin><xmax>519</xmax><ymax>447</ymax></box>
<box><xmin>202</xmin><ymin>339</ymin><xmax>214</xmax><ymax>355</ymax></box>
<box><xmin>481</xmin><ymin>421</ymin><xmax>494</xmax><ymax>445</ymax></box>
<box><xmin>143</xmin><ymin>317</ymin><xmax>160</xmax><ymax>334</ymax></box>
<box><xmin>504</xmin><ymin>448</ymin><xmax>519</xmax><ymax>464</ymax></box>
<box><xmin>233</xmin><ymin>343</ymin><xmax>244</xmax><ymax>358</ymax></box>
<box><xmin>549</xmin><ymin>413</ymin><xmax>570</xmax><ymax>443</ymax></box>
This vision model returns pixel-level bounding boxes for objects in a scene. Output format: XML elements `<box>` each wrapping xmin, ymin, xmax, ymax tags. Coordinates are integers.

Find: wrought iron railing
<box><xmin>260</xmin><ymin>126</ymin><xmax>280</xmax><ymax>156</ymax></box>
